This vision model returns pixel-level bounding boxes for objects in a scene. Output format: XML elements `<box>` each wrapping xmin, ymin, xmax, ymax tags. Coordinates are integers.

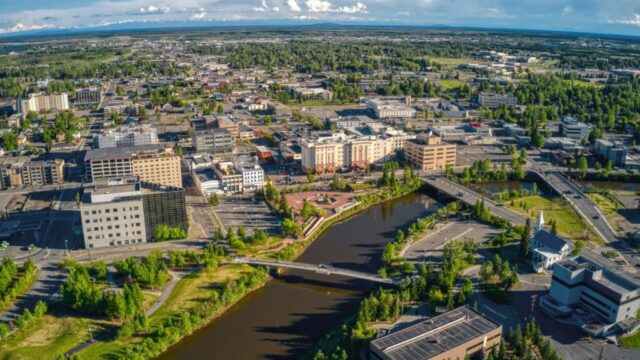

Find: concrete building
<box><xmin>287</xmin><ymin>86</ymin><xmax>333</xmax><ymax>101</ymax></box>
<box><xmin>370</xmin><ymin>307</ymin><xmax>502</xmax><ymax>360</ymax></box>
<box><xmin>94</xmin><ymin>124</ymin><xmax>159</xmax><ymax>148</ymax></box>
<box><xmin>192</xmin><ymin>128</ymin><xmax>234</xmax><ymax>154</ymax></box>
<box><xmin>560</xmin><ymin>116</ymin><xmax>589</xmax><ymax>141</ymax></box>
<box><xmin>594</xmin><ymin>139</ymin><xmax>627</xmax><ymax>167</ymax></box>
<box><xmin>103</xmin><ymin>101</ymin><xmax>141</xmax><ymax>117</ymax></box>
<box><xmin>17</xmin><ymin>92</ymin><xmax>69</xmax><ymax>113</ymax></box>
<box><xmin>367</xmin><ymin>98</ymin><xmax>416</xmax><ymax>119</ymax></box>
<box><xmin>80</xmin><ymin>177</ymin><xmax>188</xmax><ymax>248</ymax></box>
<box><xmin>76</xmin><ymin>88</ymin><xmax>102</xmax><ymax>105</ymax></box>
<box><xmin>236</xmin><ymin>162</ymin><xmax>264</xmax><ymax>190</ymax></box>
<box><xmin>405</xmin><ymin>133</ymin><xmax>457</xmax><ymax>171</ymax></box>
<box><xmin>477</xmin><ymin>92</ymin><xmax>518</xmax><ymax>108</ymax></box>
<box><xmin>541</xmin><ymin>253</ymin><xmax>640</xmax><ymax>336</ymax></box>
<box><xmin>213</xmin><ymin>162</ymin><xmax>244</xmax><ymax>193</ymax></box>
<box><xmin>530</xmin><ymin>212</ymin><xmax>572</xmax><ymax>272</ymax></box>
<box><xmin>300</xmin><ymin>131</ymin><xmax>409</xmax><ymax>174</ymax></box>
<box><xmin>193</xmin><ymin>168</ymin><xmax>224</xmax><ymax>195</ymax></box>
<box><xmin>84</xmin><ymin>145</ymin><xmax>182</xmax><ymax>188</ymax></box>
<box><xmin>0</xmin><ymin>158</ymin><xmax>64</xmax><ymax>189</ymax></box>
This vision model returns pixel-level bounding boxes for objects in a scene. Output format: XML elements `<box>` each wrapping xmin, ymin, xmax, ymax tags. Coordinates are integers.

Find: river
<box><xmin>158</xmin><ymin>192</ymin><xmax>442</xmax><ymax>360</ymax></box>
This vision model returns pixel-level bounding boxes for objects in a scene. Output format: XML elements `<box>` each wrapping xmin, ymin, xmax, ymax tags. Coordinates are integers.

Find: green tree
<box><xmin>520</xmin><ymin>218</ymin><xmax>531</xmax><ymax>259</ymax></box>
<box><xmin>577</xmin><ymin>156</ymin><xmax>588</xmax><ymax>178</ymax></box>
<box><xmin>306</xmin><ymin>170</ymin><xmax>315</xmax><ymax>183</ymax></box>
<box><xmin>209</xmin><ymin>193</ymin><xmax>219</xmax><ymax>206</ymax></box>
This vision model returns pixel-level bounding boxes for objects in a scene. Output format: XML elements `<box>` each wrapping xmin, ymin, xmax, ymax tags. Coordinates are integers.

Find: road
<box><xmin>422</xmin><ymin>175</ymin><xmax>526</xmax><ymax>225</ymax></box>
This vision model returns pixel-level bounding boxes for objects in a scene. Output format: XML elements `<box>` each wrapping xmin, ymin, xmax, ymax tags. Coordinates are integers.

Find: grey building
<box><xmin>594</xmin><ymin>139</ymin><xmax>627</xmax><ymax>167</ymax></box>
<box><xmin>560</xmin><ymin>116</ymin><xmax>589</xmax><ymax>141</ymax></box>
<box><xmin>76</xmin><ymin>88</ymin><xmax>102</xmax><ymax>105</ymax></box>
<box><xmin>541</xmin><ymin>252</ymin><xmax>640</xmax><ymax>336</ymax></box>
<box><xmin>192</xmin><ymin>128</ymin><xmax>233</xmax><ymax>154</ymax></box>
<box><xmin>94</xmin><ymin>125</ymin><xmax>159</xmax><ymax>148</ymax></box>
<box><xmin>0</xmin><ymin>157</ymin><xmax>65</xmax><ymax>189</ymax></box>
<box><xmin>477</xmin><ymin>92</ymin><xmax>518</xmax><ymax>108</ymax></box>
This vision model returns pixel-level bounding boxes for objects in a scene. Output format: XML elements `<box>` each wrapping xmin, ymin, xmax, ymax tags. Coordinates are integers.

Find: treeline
<box><xmin>167</xmin><ymin>244</ymin><xmax>225</xmax><ymax>270</ymax></box>
<box><xmin>154</xmin><ymin>225</ymin><xmax>188</xmax><ymax>241</ymax></box>
<box><xmin>120</xmin><ymin>268</ymin><xmax>268</xmax><ymax>359</ymax></box>
<box><xmin>60</xmin><ymin>265</ymin><xmax>144</xmax><ymax>321</ymax></box>
<box><xmin>0</xmin><ymin>258</ymin><xmax>38</xmax><ymax>311</ymax></box>
<box><xmin>113</xmin><ymin>252</ymin><xmax>170</xmax><ymax>289</ymax></box>
<box><xmin>377</xmin><ymin>162</ymin><xmax>422</xmax><ymax>195</ymax></box>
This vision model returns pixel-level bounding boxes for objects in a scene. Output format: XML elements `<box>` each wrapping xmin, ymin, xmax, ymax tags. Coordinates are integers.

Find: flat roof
<box><xmin>370</xmin><ymin>307</ymin><xmax>501</xmax><ymax>360</ymax></box>
<box><xmin>84</xmin><ymin>144</ymin><xmax>164</xmax><ymax>161</ymax></box>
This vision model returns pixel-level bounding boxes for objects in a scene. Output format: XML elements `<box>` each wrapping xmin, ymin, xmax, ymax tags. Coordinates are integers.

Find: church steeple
<box><xmin>536</xmin><ymin>211</ymin><xmax>544</xmax><ymax>233</ymax></box>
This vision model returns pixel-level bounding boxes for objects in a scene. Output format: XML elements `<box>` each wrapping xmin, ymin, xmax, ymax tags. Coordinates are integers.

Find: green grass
<box><xmin>563</xmin><ymin>79</ymin><xmax>604</xmax><ymax>88</ymax></box>
<box><xmin>438</xmin><ymin>79</ymin><xmax>466</xmax><ymax>89</ymax></box>
<box><xmin>505</xmin><ymin>195</ymin><xmax>598</xmax><ymax>242</ymax></box>
<box><xmin>77</xmin><ymin>264</ymin><xmax>253</xmax><ymax>359</ymax></box>
<box><xmin>0</xmin><ymin>312</ymin><xmax>95</xmax><ymax>360</ymax></box>
<box><xmin>622</xmin><ymin>329</ymin><xmax>640</xmax><ymax>349</ymax></box>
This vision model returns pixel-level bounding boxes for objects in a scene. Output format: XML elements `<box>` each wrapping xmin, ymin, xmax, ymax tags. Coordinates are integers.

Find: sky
<box><xmin>0</xmin><ymin>0</ymin><xmax>639</xmax><ymax>36</ymax></box>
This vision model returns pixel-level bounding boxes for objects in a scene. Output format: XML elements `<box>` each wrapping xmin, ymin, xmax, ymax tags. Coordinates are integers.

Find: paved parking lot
<box><xmin>214</xmin><ymin>195</ymin><xmax>281</xmax><ymax>235</ymax></box>
<box><xmin>403</xmin><ymin>220</ymin><xmax>499</xmax><ymax>263</ymax></box>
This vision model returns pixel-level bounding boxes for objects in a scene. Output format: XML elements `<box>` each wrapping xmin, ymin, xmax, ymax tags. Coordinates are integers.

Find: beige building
<box><xmin>17</xmin><ymin>92</ymin><xmax>69</xmax><ymax>113</ymax></box>
<box><xmin>301</xmin><ymin>131</ymin><xmax>411</xmax><ymax>174</ymax></box>
<box><xmin>85</xmin><ymin>145</ymin><xmax>182</xmax><ymax>188</ymax></box>
<box><xmin>405</xmin><ymin>133</ymin><xmax>456</xmax><ymax>171</ymax></box>
<box><xmin>0</xmin><ymin>158</ymin><xmax>64</xmax><ymax>189</ymax></box>
<box><xmin>370</xmin><ymin>307</ymin><xmax>502</xmax><ymax>360</ymax></box>
<box><xmin>81</xmin><ymin>179</ymin><xmax>147</xmax><ymax>248</ymax></box>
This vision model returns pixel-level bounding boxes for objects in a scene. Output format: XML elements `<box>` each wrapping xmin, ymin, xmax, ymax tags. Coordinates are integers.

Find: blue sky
<box><xmin>0</xmin><ymin>0</ymin><xmax>639</xmax><ymax>36</ymax></box>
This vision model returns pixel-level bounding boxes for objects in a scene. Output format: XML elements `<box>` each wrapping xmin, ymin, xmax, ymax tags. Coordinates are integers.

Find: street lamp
<box><xmin>64</xmin><ymin>239</ymin><xmax>68</xmax><ymax>257</ymax></box>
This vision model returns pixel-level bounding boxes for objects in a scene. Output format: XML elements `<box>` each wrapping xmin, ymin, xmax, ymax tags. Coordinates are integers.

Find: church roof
<box><xmin>533</xmin><ymin>229</ymin><xmax>569</xmax><ymax>252</ymax></box>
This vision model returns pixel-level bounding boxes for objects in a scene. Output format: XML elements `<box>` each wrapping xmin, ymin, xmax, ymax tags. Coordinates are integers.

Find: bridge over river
<box><xmin>232</xmin><ymin>257</ymin><xmax>400</xmax><ymax>285</ymax></box>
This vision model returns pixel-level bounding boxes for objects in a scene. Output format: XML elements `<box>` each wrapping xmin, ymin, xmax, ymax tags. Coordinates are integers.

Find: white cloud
<box><xmin>191</xmin><ymin>9</ymin><xmax>208</xmax><ymax>20</ymax></box>
<box><xmin>562</xmin><ymin>5</ymin><xmax>572</xmax><ymax>16</ymax></box>
<box><xmin>608</xmin><ymin>13</ymin><xmax>640</xmax><ymax>26</ymax></box>
<box><xmin>306</xmin><ymin>0</ymin><xmax>332</xmax><ymax>13</ymax></box>
<box><xmin>133</xmin><ymin>5</ymin><xmax>171</xmax><ymax>15</ymax></box>
<box><xmin>287</xmin><ymin>0</ymin><xmax>302</xmax><ymax>12</ymax></box>
<box><xmin>336</xmin><ymin>2</ymin><xmax>367</xmax><ymax>13</ymax></box>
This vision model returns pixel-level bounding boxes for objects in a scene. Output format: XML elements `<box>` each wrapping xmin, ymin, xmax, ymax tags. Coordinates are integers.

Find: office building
<box><xmin>236</xmin><ymin>163</ymin><xmax>264</xmax><ymax>190</ymax></box>
<box><xmin>0</xmin><ymin>158</ymin><xmax>64</xmax><ymax>189</ymax></box>
<box><xmin>192</xmin><ymin>128</ymin><xmax>234</xmax><ymax>154</ymax></box>
<box><xmin>405</xmin><ymin>133</ymin><xmax>457</xmax><ymax>171</ymax></box>
<box><xmin>80</xmin><ymin>177</ymin><xmax>188</xmax><ymax>248</ymax></box>
<box><xmin>94</xmin><ymin>125</ymin><xmax>159</xmax><ymax>148</ymax></box>
<box><xmin>541</xmin><ymin>253</ymin><xmax>640</xmax><ymax>336</ymax></box>
<box><xmin>370</xmin><ymin>307</ymin><xmax>502</xmax><ymax>360</ymax></box>
<box><xmin>192</xmin><ymin>115</ymin><xmax>240</xmax><ymax>139</ymax></box>
<box><xmin>594</xmin><ymin>139</ymin><xmax>627</xmax><ymax>167</ymax></box>
<box><xmin>193</xmin><ymin>168</ymin><xmax>224</xmax><ymax>195</ymax></box>
<box><xmin>367</xmin><ymin>98</ymin><xmax>416</xmax><ymax>119</ymax></box>
<box><xmin>84</xmin><ymin>145</ymin><xmax>181</xmax><ymax>188</ymax></box>
<box><xmin>477</xmin><ymin>92</ymin><xmax>518</xmax><ymax>108</ymax></box>
<box><xmin>17</xmin><ymin>92</ymin><xmax>69</xmax><ymax>113</ymax></box>
<box><xmin>213</xmin><ymin>162</ymin><xmax>244</xmax><ymax>193</ymax></box>
<box><xmin>76</xmin><ymin>88</ymin><xmax>102</xmax><ymax>105</ymax></box>
<box><xmin>560</xmin><ymin>116</ymin><xmax>590</xmax><ymax>141</ymax></box>
<box><xmin>287</xmin><ymin>86</ymin><xmax>333</xmax><ymax>101</ymax></box>
<box><xmin>103</xmin><ymin>101</ymin><xmax>141</xmax><ymax>117</ymax></box>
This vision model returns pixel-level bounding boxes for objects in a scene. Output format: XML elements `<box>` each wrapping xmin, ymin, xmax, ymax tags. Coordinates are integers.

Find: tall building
<box><xmin>477</xmin><ymin>92</ymin><xmax>518</xmax><ymax>108</ymax></box>
<box><xmin>192</xmin><ymin>128</ymin><xmax>234</xmax><ymax>154</ymax></box>
<box><xmin>301</xmin><ymin>131</ymin><xmax>410</xmax><ymax>174</ymax></box>
<box><xmin>94</xmin><ymin>125</ymin><xmax>159</xmax><ymax>148</ymax></box>
<box><xmin>560</xmin><ymin>116</ymin><xmax>589</xmax><ymax>141</ymax></box>
<box><xmin>17</xmin><ymin>92</ymin><xmax>69</xmax><ymax>113</ymax></box>
<box><xmin>594</xmin><ymin>139</ymin><xmax>627</xmax><ymax>167</ymax></box>
<box><xmin>75</xmin><ymin>88</ymin><xmax>102</xmax><ymax>105</ymax></box>
<box><xmin>0</xmin><ymin>158</ymin><xmax>64</xmax><ymax>189</ymax></box>
<box><xmin>370</xmin><ymin>307</ymin><xmax>502</xmax><ymax>360</ymax></box>
<box><xmin>80</xmin><ymin>177</ymin><xmax>188</xmax><ymax>248</ymax></box>
<box><xmin>84</xmin><ymin>145</ymin><xmax>182</xmax><ymax>188</ymax></box>
<box><xmin>541</xmin><ymin>253</ymin><xmax>640</xmax><ymax>336</ymax></box>
<box><xmin>405</xmin><ymin>133</ymin><xmax>457</xmax><ymax>171</ymax></box>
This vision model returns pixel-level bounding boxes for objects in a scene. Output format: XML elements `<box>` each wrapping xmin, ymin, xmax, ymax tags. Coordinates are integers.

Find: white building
<box><xmin>530</xmin><ymin>212</ymin><xmax>572</xmax><ymax>272</ymax></box>
<box><xmin>560</xmin><ymin>116</ymin><xmax>590</xmax><ymax>141</ymax></box>
<box><xmin>541</xmin><ymin>252</ymin><xmax>640</xmax><ymax>336</ymax></box>
<box><xmin>236</xmin><ymin>163</ymin><xmax>264</xmax><ymax>190</ymax></box>
<box><xmin>94</xmin><ymin>124</ymin><xmax>159</xmax><ymax>148</ymax></box>
<box><xmin>366</xmin><ymin>98</ymin><xmax>416</xmax><ymax>119</ymax></box>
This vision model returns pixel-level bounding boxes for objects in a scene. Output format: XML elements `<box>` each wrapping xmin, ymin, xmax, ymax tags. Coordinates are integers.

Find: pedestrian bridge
<box><xmin>232</xmin><ymin>257</ymin><xmax>399</xmax><ymax>285</ymax></box>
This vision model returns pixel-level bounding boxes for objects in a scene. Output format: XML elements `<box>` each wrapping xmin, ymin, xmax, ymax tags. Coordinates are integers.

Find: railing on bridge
<box><xmin>233</xmin><ymin>257</ymin><xmax>399</xmax><ymax>285</ymax></box>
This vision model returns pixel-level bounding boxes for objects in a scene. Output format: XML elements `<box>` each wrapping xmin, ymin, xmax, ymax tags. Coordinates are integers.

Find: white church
<box><xmin>530</xmin><ymin>211</ymin><xmax>572</xmax><ymax>273</ymax></box>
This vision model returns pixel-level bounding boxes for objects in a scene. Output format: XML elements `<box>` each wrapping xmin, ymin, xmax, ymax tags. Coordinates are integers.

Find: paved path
<box><xmin>146</xmin><ymin>268</ymin><xmax>195</xmax><ymax>316</ymax></box>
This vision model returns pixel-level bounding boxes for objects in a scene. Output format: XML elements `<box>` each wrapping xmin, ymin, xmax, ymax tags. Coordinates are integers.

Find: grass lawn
<box><xmin>0</xmin><ymin>311</ymin><xmax>96</xmax><ymax>360</ymax></box>
<box><xmin>505</xmin><ymin>195</ymin><xmax>599</xmax><ymax>242</ymax></box>
<box><xmin>438</xmin><ymin>79</ymin><xmax>466</xmax><ymax>89</ymax></box>
<box><xmin>621</xmin><ymin>329</ymin><xmax>640</xmax><ymax>349</ymax></box>
<box><xmin>429</xmin><ymin>57</ymin><xmax>475</xmax><ymax>66</ymax></box>
<box><xmin>77</xmin><ymin>264</ymin><xmax>254</xmax><ymax>359</ymax></box>
<box><xmin>587</xmin><ymin>193</ymin><xmax>627</xmax><ymax>234</ymax></box>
